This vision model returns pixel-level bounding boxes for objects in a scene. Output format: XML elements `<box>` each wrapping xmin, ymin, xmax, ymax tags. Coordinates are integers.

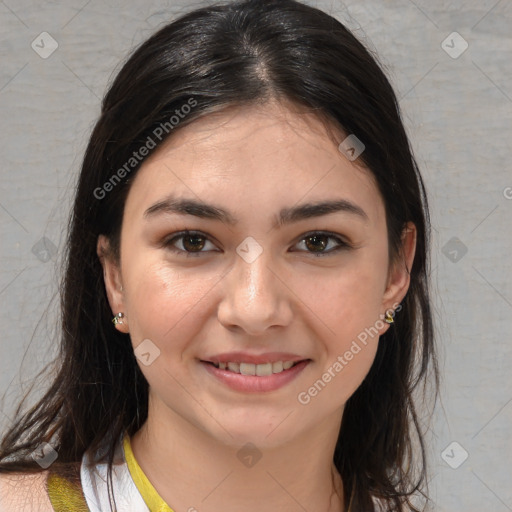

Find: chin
<box><xmin>208</xmin><ymin>418</ymin><xmax>300</xmax><ymax>451</ymax></box>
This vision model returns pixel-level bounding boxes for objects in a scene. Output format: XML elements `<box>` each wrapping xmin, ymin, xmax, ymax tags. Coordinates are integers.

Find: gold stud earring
<box><xmin>384</xmin><ymin>311</ymin><xmax>394</xmax><ymax>324</ymax></box>
<box><xmin>112</xmin><ymin>312</ymin><xmax>125</xmax><ymax>325</ymax></box>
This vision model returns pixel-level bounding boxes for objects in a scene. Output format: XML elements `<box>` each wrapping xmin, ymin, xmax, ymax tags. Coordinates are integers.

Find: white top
<box><xmin>79</xmin><ymin>436</ymin><xmax>150</xmax><ymax>512</ymax></box>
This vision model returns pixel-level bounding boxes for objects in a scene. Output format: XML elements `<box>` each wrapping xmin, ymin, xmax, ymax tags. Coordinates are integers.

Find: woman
<box><xmin>0</xmin><ymin>0</ymin><xmax>438</xmax><ymax>510</ymax></box>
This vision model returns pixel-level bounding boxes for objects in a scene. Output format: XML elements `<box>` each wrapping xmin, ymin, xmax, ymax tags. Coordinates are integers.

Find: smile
<box><xmin>201</xmin><ymin>359</ymin><xmax>311</xmax><ymax>392</ymax></box>
<box><xmin>211</xmin><ymin>360</ymin><xmax>299</xmax><ymax>375</ymax></box>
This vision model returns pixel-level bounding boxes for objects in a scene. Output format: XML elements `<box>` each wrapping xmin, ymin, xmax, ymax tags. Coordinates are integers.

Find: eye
<box><xmin>292</xmin><ymin>231</ymin><xmax>350</xmax><ymax>256</ymax></box>
<box><xmin>163</xmin><ymin>231</ymin><xmax>218</xmax><ymax>256</ymax></box>
<box><xmin>162</xmin><ymin>230</ymin><xmax>351</xmax><ymax>258</ymax></box>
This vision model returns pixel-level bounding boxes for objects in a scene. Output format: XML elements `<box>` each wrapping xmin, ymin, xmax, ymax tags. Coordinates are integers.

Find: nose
<box><xmin>217</xmin><ymin>249</ymin><xmax>293</xmax><ymax>335</ymax></box>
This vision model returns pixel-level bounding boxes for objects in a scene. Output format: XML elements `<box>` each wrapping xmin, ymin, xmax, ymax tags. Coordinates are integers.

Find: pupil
<box><xmin>306</xmin><ymin>235</ymin><xmax>327</xmax><ymax>252</ymax></box>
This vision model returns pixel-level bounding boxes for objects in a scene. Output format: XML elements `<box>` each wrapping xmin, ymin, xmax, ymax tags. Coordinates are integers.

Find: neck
<box><xmin>130</xmin><ymin>395</ymin><xmax>345</xmax><ymax>512</ymax></box>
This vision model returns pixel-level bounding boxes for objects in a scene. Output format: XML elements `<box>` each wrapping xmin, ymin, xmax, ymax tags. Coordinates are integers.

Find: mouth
<box><xmin>201</xmin><ymin>359</ymin><xmax>308</xmax><ymax>376</ymax></box>
<box><xmin>199</xmin><ymin>358</ymin><xmax>311</xmax><ymax>393</ymax></box>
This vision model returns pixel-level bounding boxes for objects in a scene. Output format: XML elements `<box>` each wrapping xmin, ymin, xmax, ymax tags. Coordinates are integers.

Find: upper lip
<box><xmin>202</xmin><ymin>352</ymin><xmax>309</xmax><ymax>365</ymax></box>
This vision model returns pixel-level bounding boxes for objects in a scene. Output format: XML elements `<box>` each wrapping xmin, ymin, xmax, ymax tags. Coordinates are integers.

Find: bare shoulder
<box><xmin>0</xmin><ymin>470</ymin><xmax>53</xmax><ymax>512</ymax></box>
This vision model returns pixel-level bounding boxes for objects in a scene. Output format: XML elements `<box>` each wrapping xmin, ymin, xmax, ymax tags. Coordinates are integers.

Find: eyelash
<box><xmin>162</xmin><ymin>230</ymin><xmax>351</xmax><ymax>258</ymax></box>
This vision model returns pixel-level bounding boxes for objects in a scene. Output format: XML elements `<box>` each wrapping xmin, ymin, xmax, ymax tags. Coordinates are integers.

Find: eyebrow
<box><xmin>143</xmin><ymin>196</ymin><xmax>369</xmax><ymax>227</ymax></box>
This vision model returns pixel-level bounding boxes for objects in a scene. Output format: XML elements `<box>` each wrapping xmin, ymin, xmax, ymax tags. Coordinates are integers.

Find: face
<box><xmin>99</xmin><ymin>100</ymin><xmax>415</xmax><ymax>449</ymax></box>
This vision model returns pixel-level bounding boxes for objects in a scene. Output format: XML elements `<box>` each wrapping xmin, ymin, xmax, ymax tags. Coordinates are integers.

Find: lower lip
<box><xmin>201</xmin><ymin>360</ymin><xmax>310</xmax><ymax>392</ymax></box>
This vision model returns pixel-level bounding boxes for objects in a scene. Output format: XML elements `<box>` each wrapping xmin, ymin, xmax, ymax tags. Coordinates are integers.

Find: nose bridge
<box><xmin>237</xmin><ymin>251</ymin><xmax>274</xmax><ymax>304</ymax></box>
<box><xmin>218</xmin><ymin>246</ymin><xmax>292</xmax><ymax>333</ymax></box>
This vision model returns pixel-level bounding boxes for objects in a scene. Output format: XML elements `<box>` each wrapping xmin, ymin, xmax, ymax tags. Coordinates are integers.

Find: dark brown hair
<box><xmin>0</xmin><ymin>1</ymin><xmax>438</xmax><ymax>510</ymax></box>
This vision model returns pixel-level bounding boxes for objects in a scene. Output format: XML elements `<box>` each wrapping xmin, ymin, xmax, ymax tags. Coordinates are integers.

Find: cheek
<box><xmin>300</xmin><ymin>340</ymin><xmax>379</xmax><ymax>412</ymax></box>
<box><xmin>123</xmin><ymin>261</ymin><xmax>221</xmax><ymax>395</ymax></box>
<box><xmin>294</xmin><ymin>257</ymin><xmax>386</xmax><ymax>401</ymax></box>
<box><xmin>124</xmin><ymin>259</ymin><xmax>216</xmax><ymax>348</ymax></box>
<box><xmin>298</xmin><ymin>271</ymin><xmax>383</xmax><ymax>410</ymax></box>
<box><xmin>296</xmin><ymin>256</ymin><xmax>387</xmax><ymax>337</ymax></box>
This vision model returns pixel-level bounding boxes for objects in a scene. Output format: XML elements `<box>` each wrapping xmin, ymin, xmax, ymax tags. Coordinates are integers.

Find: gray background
<box><xmin>1</xmin><ymin>0</ymin><xmax>511</xmax><ymax>510</ymax></box>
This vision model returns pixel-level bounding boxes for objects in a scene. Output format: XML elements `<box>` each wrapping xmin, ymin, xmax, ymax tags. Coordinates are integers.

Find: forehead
<box><xmin>124</xmin><ymin>101</ymin><xmax>385</xmax><ymax>225</ymax></box>
<box><xmin>150</xmin><ymin>101</ymin><xmax>345</xmax><ymax>165</ymax></box>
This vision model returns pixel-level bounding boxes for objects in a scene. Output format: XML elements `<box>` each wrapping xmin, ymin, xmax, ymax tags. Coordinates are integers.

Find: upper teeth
<box><xmin>213</xmin><ymin>361</ymin><xmax>296</xmax><ymax>376</ymax></box>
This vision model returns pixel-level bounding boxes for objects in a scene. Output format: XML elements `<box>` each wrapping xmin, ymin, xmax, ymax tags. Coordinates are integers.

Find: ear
<box><xmin>97</xmin><ymin>235</ymin><xmax>129</xmax><ymax>334</ymax></box>
<box><xmin>379</xmin><ymin>221</ymin><xmax>417</xmax><ymax>331</ymax></box>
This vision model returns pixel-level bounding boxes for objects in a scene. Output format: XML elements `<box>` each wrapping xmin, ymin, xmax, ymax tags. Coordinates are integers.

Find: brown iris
<box><xmin>182</xmin><ymin>234</ymin><xmax>206</xmax><ymax>252</ymax></box>
<box><xmin>304</xmin><ymin>234</ymin><xmax>328</xmax><ymax>253</ymax></box>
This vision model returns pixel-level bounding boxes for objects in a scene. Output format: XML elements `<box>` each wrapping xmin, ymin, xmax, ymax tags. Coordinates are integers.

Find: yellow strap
<box><xmin>46</xmin><ymin>471</ymin><xmax>90</xmax><ymax>512</ymax></box>
<box><xmin>123</xmin><ymin>433</ymin><xmax>175</xmax><ymax>512</ymax></box>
